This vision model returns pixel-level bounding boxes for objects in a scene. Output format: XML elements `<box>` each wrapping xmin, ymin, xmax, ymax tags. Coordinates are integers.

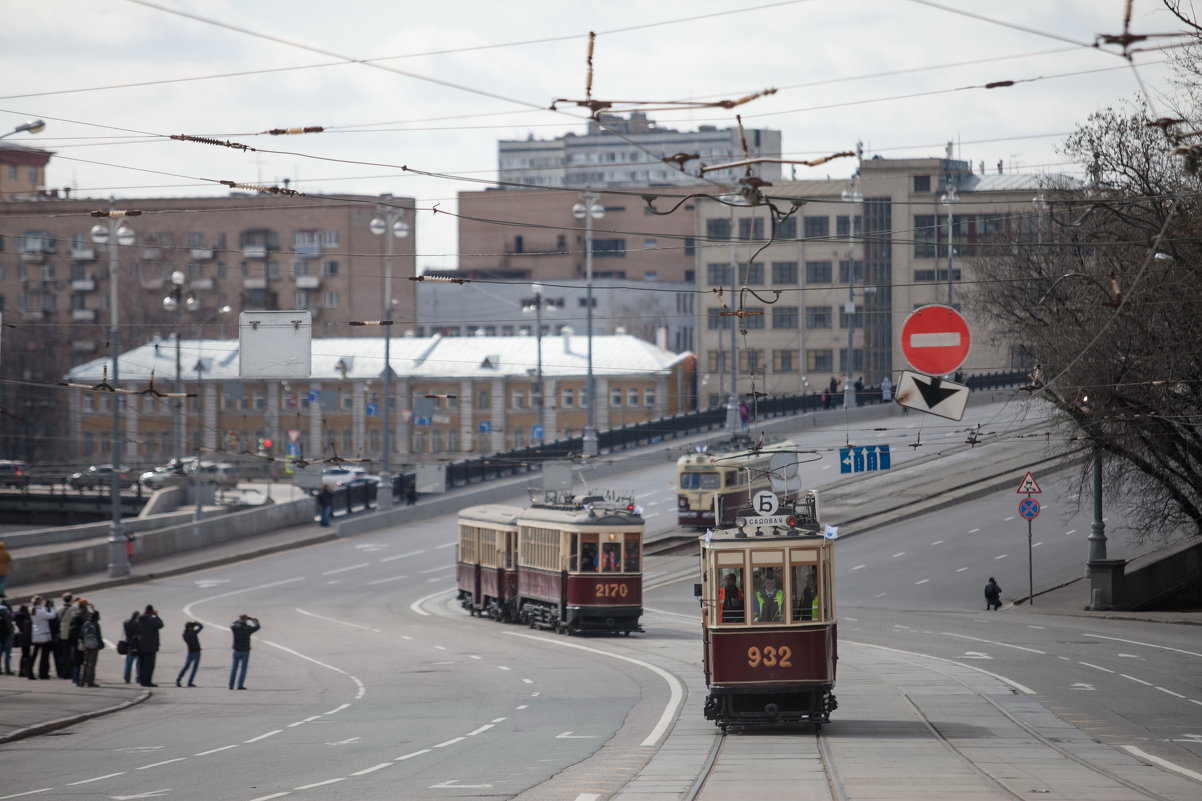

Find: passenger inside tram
<box><xmin>719</xmin><ymin>570</ymin><xmax>745</xmax><ymax>623</ymax></box>
<box><xmin>601</xmin><ymin>542</ymin><xmax>622</xmax><ymax>572</ymax></box>
<box><xmin>623</xmin><ymin>533</ymin><xmax>640</xmax><ymax>572</ymax></box>
<box><xmin>795</xmin><ymin>566</ymin><xmax>818</xmax><ymax>621</ymax></box>
<box><xmin>580</xmin><ymin>543</ymin><xmax>598</xmax><ymax>571</ymax></box>
<box><xmin>754</xmin><ymin>570</ymin><xmax>785</xmax><ymax>622</ymax></box>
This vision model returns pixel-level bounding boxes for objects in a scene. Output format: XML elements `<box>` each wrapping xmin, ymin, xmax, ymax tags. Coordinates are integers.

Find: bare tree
<box><xmin>965</xmin><ymin>96</ymin><xmax>1202</xmax><ymax>544</ymax></box>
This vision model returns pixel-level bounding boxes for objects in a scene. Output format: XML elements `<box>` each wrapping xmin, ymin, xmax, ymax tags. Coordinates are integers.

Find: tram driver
<box><xmin>719</xmin><ymin>571</ymin><xmax>744</xmax><ymax>623</ymax></box>
<box><xmin>754</xmin><ymin>572</ymin><xmax>785</xmax><ymax>622</ymax></box>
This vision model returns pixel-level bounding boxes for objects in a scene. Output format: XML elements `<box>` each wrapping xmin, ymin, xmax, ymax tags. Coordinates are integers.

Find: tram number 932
<box><xmin>595</xmin><ymin>583</ymin><xmax>629</xmax><ymax>598</ymax></box>
<box><xmin>746</xmin><ymin>645</ymin><xmax>793</xmax><ymax>668</ymax></box>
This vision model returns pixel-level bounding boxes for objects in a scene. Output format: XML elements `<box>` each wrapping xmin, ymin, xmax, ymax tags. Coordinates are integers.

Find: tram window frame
<box><xmin>681</xmin><ymin>471</ymin><xmax>721</xmax><ymax>490</ymax></box>
<box><xmin>623</xmin><ymin>532</ymin><xmax>641</xmax><ymax>572</ymax></box>
<box><xmin>751</xmin><ymin>557</ymin><xmax>786</xmax><ymax>624</ymax></box>
<box><xmin>480</xmin><ymin>529</ymin><xmax>496</xmax><ymax>568</ymax></box>
<box><xmin>579</xmin><ymin>532</ymin><xmax>599</xmax><ymax>572</ymax></box>
<box><xmin>790</xmin><ymin>548</ymin><xmax>820</xmax><ymax>622</ymax></box>
<box><xmin>503</xmin><ymin>530</ymin><xmax>515</xmax><ymax>570</ymax></box>
<box><xmin>724</xmin><ymin>469</ymin><xmax>741</xmax><ymax>488</ymax></box>
<box><xmin>600</xmin><ymin>535</ymin><xmax>622</xmax><ymax>572</ymax></box>
<box><xmin>717</xmin><ymin>566</ymin><xmax>747</xmax><ymax>624</ymax></box>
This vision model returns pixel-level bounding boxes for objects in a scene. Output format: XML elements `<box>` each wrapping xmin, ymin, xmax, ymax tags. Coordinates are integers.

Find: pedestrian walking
<box><xmin>880</xmin><ymin>375</ymin><xmax>893</xmax><ymax>403</ymax></box>
<box><xmin>826</xmin><ymin>377</ymin><xmax>839</xmax><ymax>409</ymax></box>
<box><xmin>29</xmin><ymin>596</ymin><xmax>56</xmax><ymax>679</ymax></box>
<box><xmin>68</xmin><ymin>598</ymin><xmax>90</xmax><ymax>685</ymax></box>
<box><xmin>0</xmin><ymin>540</ymin><xmax>12</xmax><ymax>598</ymax></box>
<box><xmin>79</xmin><ymin>609</ymin><xmax>104</xmax><ymax>687</ymax></box>
<box><xmin>854</xmin><ymin>377</ymin><xmax>865</xmax><ymax>407</ymax></box>
<box><xmin>176</xmin><ymin>621</ymin><xmax>204</xmax><ymax>687</ymax></box>
<box><xmin>316</xmin><ymin>486</ymin><xmax>334</xmax><ymax>527</ymax></box>
<box><xmin>121</xmin><ymin>610</ymin><xmax>141</xmax><ymax>684</ymax></box>
<box><xmin>228</xmin><ymin>614</ymin><xmax>261</xmax><ymax>690</ymax></box>
<box><xmin>0</xmin><ymin>597</ymin><xmax>14</xmax><ymax>674</ymax></box>
<box><xmin>136</xmin><ymin>605</ymin><xmax>164</xmax><ymax>687</ymax></box>
<box><xmin>56</xmin><ymin>592</ymin><xmax>79</xmax><ymax>679</ymax></box>
<box><xmin>984</xmin><ymin>577</ymin><xmax>1003</xmax><ymax>611</ymax></box>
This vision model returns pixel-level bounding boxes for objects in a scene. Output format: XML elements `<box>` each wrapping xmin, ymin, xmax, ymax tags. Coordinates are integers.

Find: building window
<box><xmin>838</xmin><ymin>260</ymin><xmax>864</xmax><ymax>283</ymax></box>
<box><xmin>738</xmin><ymin>262</ymin><xmax>764</xmax><ymax>285</ymax></box>
<box><xmin>839</xmin><ymin>304</ymin><xmax>862</xmax><ymax>330</ymax></box>
<box><xmin>324</xmin><ymin>260</ymin><xmax>339</xmax><ymax>276</ymax></box>
<box><xmin>914</xmin><ymin>214</ymin><xmax>938</xmax><ymax>258</ymax></box>
<box><xmin>627</xmin><ymin>388</ymin><xmax>639</xmax><ymax>406</ymax></box>
<box><xmin>611</xmin><ymin>388</ymin><xmax>623</xmax><ymax>406</ymax></box>
<box><xmin>803</xmin><ymin>216</ymin><xmax>829</xmax><ymax>239</ymax></box>
<box><xmin>707</xmin><ymin>308</ymin><xmax>733</xmax><ymax>330</ymax></box>
<box><xmin>707</xmin><ymin>350</ymin><xmax>731</xmax><ymax>373</ymax></box>
<box><xmin>914</xmin><ymin>175</ymin><xmax>931</xmax><ymax>193</ymax></box>
<box><xmin>707</xmin><ymin>263</ymin><xmax>733</xmax><ymax>286</ymax></box>
<box><xmin>512</xmin><ymin>390</ymin><xmax>525</xmax><ymax>409</ymax></box>
<box><xmin>324</xmin><ymin>291</ymin><xmax>340</xmax><ymax>308</ymax></box>
<box><xmin>293</xmin><ymin>230</ymin><xmax>319</xmax><ymax>257</ymax></box>
<box><xmin>806</xmin><ymin>349</ymin><xmax>834</xmax><ymax>372</ymax></box>
<box><xmin>477</xmin><ymin>390</ymin><xmax>488</xmax><ymax>408</ymax></box>
<box><xmin>322</xmin><ymin>230</ymin><xmax>339</xmax><ymax>248</ymax></box>
<box><xmin>835</xmin><ymin>215</ymin><xmax>862</xmax><ymax>238</ymax></box>
<box><xmin>771</xmin><ymin>261</ymin><xmax>798</xmax><ymax>284</ymax></box>
<box><xmin>562</xmin><ymin>388</ymin><xmax>575</xmax><ymax>407</ymax></box>
<box><xmin>644</xmin><ymin>388</ymin><xmax>655</xmax><ymax>406</ymax></box>
<box><xmin>775</xmin><ymin>217</ymin><xmax>797</xmax><ymax>239</ymax></box>
<box><xmin>805</xmin><ymin>261</ymin><xmax>833</xmax><ymax>283</ymax></box>
<box><xmin>772</xmin><ymin>306</ymin><xmax>798</xmax><ymax>329</ymax></box>
<box><xmin>773</xmin><ymin>349</ymin><xmax>798</xmax><ymax>373</ymax></box>
<box><xmin>739</xmin><ymin>350</ymin><xmax>764</xmax><ymax>373</ymax></box>
<box><xmin>806</xmin><ymin>306</ymin><xmax>833</xmax><ymax>329</ymax></box>
<box><xmin>737</xmin><ymin>218</ymin><xmax>765</xmax><ymax>241</ymax></box>
<box><xmin>705</xmin><ymin>218</ymin><xmax>732</xmax><ymax>240</ymax></box>
<box><xmin>684</xmin><ymin>237</ymin><xmax>695</xmax><ymax>256</ymax></box>
<box><xmin>592</xmin><ymin>238</ymin><xmax>625</xmax><ymax>257</ymax></box>
<box><xmin>742</xmin><ymin>307</ymin><xmax>765</xmax><ymax>329</ymax></box>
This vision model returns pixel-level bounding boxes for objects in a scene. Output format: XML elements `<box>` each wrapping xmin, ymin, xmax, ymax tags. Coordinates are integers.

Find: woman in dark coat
<box><xmin>13</xmin><ymin>604</ymin><xmax>32</xmax><ymax>678</ymax></box>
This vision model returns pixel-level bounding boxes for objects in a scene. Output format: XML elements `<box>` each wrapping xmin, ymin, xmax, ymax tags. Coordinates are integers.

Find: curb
<box><xmin>0</xmin><ymin>688</ymin><xmax>153</xmax><ymax>745</ymax></box>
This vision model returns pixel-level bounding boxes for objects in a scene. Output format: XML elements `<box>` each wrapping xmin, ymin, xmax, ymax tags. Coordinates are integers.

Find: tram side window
<box><xmin>792</xmin><ymin>564</ymin><xmax>819</xmax><ymax>621</ymax></box>
<box><xmin>680</xmin><ymin>472</ymin><xmax>721</xmax><ymax>490</ymax></box>
<box><xmin>569</xmin><ymin>534</ymin><xmax>579</xmax><ymax>571</ymax></box>
<box><xmin>623</xmin><ymin>532</ymin><xmax>640</xmax><ymax>572</ymax></box>
<box><xmin>601</xmin><ymin>540</ymin><xmax>622</xmax><ymax>572</ymax></box>
<box><xmin>752</xmin><ymin>566</ymin><xmax>786</xmax><ymax>623</ymax></box>
<box><xmin>579</xmin><ymin>533</ymin><xmax>599</xmax><ymax>571</ymax></box>
<box><xmin>718</xmin><ymin>567</ymin><xmax>746</xmax><ymax>623</ymax></box>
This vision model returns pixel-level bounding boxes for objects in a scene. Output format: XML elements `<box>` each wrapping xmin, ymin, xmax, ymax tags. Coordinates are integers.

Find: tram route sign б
<box><xmin>901</xmin><ymin>304</ymin><xmax>971</xmax><ymax>376</ymax></box>
<box><xmin>1019</xmin><ymin>498</ymin><xmax>1041</xmax><ymax>520</ymax></box>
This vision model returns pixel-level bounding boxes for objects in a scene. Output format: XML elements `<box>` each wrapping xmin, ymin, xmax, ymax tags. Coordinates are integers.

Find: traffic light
<box><xmin>257</xmin><ymin>438</ymin><xmax>273</xmax><ymax>457</ymax></box>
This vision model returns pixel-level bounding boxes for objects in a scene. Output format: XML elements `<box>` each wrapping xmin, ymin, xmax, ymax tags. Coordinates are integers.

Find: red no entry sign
<box><xmin>901</xmin><ymin>304</ymin><xmax>972</xmax><ymax>375</ymax></box>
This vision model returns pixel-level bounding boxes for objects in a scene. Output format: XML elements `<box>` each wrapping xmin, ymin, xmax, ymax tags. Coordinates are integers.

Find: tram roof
<box><xmin>518</xmin><ymin>503</ymin><xmax>644</xmax><ymax>528</ymax></box>
<box><xmin>458</xmin><ymin>504</ymin><xmax>524</xmax><ymax>526</ymax></box>
<box><xmin>701</xmin><ymin>528</ymin><xmax>831</xmax><ymax>546</ymax></box>
<box><xmin>678</xmin><ymin>435</ymin><xmax>797</xmax><ymax>467</ymax></box>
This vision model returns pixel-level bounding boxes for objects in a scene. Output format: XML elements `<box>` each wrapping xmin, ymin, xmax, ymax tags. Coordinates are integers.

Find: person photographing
<box><xmin>229</xmin><ymin>614</ymin><xmax>261</xmax><ymax>690</ymax></box>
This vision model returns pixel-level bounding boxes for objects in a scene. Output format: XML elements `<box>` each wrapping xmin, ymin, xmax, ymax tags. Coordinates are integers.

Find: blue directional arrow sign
<box><xmin>839</xmin><ymin>445</ymin><xmax>893</xmax><ymax>474</ymax></box>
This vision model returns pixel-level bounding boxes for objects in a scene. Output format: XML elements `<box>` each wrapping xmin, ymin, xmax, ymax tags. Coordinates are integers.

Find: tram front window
<box><xmin>793</xmin><ymin>564</ymin><xmax>818</xmax><ymax>621</ymax></box>
<box><xmin>753</xmin><ymin>567</ymin><xmax>786</xmax><ymax>623</ymax></box>
<box><xmin>601</xmin><ymin>541</ymin><xmax>622</xmax><ymax>572</ymax></box>
<box><xmin>623</xmin><ymin>533</ymin><xmax>640</xmax><ymax>572</ymax></box>
<box><xmin>680</xmin><ymin>472</ymin><xmax>720</xmax><ymax>490</ymax></box>
<box><xmin>718</xmin><ymin>568</ymin><xmax>745</xmax><ymax>623</ymax></box>
<box><xmin>579</xmin><ymin>534</ymin><xmax>598</xmax><ymax>571</ymax></box>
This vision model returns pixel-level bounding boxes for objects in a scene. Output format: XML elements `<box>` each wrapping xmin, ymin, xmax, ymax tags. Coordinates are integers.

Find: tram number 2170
<box><xmin>747</xmin><ymin>645</ymin><xmax>793</xmax><ymax>668</ymax></box>
<box><xmin>596</xmin><ymin>583</ymin><xmax>630</xmax><ymax>598</ymax></box>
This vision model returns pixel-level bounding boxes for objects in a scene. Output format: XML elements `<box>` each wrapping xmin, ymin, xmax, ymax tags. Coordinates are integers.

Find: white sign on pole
<box><xmin>238</xmin><ymin>310</ymin><xmax>312</xmax><ymax>379</ymax></box>
<box><xmin>752</xmin><ymin>490</ymin><xmax>779</xmax><ymax>516</ymax></box>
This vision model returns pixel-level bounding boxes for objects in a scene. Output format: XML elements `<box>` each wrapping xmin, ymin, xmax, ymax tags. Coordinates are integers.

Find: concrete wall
<box><xmin>1123</xmin><ymin>539</ymin><xmax>1202</xmax><ymax>610</ymax></box>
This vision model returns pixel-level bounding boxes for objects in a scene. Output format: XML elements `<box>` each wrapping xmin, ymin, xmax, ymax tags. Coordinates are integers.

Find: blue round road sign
<box><xmin>1018</xmin><ymin>498</ymin><xmax>1041</xmax><ymax>520</ymax></box>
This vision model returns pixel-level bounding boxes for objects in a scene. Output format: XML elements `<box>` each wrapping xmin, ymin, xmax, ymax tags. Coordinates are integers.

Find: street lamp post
<box><xmin>572</xmin><ymin>192</ymin><xmax>603</xmax><ymax>456</ymax></box>
<box><xmin>940</xmin><ymin>160</ymin><xmax>958</xmax><ymax>307</ymax></box>
<box><xmin>89</xmin><ymin>213</ymin><xmax>137</xmax><ymax>578</ymax></box>
<box><xmin>841</xmin><ymin>165</ymin><xmax>864</xmax><ymax>410</ymax></box>
<box><xmin>0</xmin><ymin>119</ymin><xmax>46</xmax><ymax>140</ymax></box>
<box><xmin>162</xmin><ymin>270</ymin><xmax>198</xmax><ymax>469</ymax></box>
<box><xmin>530</xmin><ymin>283</ymin><xmax>546</xmax><ymax>444</ymax></box>
<box><xmin>370</xmin><ymin>204</ymin><xmax>410</xmax><ymax>507</ymax></box>
<box><xmin>192</xmin><ymin>305</ymin><xmax>230</xmax><ymax>518</ymax></box>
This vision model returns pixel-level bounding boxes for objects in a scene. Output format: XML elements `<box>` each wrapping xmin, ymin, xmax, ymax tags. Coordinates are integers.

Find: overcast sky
<box><xmin>2</xmin><ymin>0</ymin><xmax>1190</xmax><ymax>271</ymax></box>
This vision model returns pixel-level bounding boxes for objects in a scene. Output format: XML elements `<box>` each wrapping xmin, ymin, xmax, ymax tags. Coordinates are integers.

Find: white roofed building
<box><xmin>63</xmin><ymin>332</ymin><xmax>696</xmax><ymax>468</ymax></box>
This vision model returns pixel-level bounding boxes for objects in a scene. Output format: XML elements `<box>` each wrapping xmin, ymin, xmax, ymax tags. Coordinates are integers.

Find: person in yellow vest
<box><xmin>755</xmin><ymin>575</ymin><xmax>784</xmax><ymax>622</ymax></box>
<box><xmin>799</xmin><ymin>573</ymin><xmax>819</xmax><ymax>620</ymax></box>
<box><xmin>719</xmin><ymin>573</ymin><xmax>744</xmax><ymax>623</ymax></box>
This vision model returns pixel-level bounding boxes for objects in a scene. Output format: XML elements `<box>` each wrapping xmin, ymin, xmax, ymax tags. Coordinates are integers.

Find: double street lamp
<box><xmin>571</xmin><ymin>192</ymin><xmax>603</xmax><ymax>457</ymax></box>
<box><xmin>370</xmin><ymin>204</ymin><xmax>410</xmax><ymax>507</ymax></box>
<box><xmin>162</xmin><ymin>270</ymin><xmax>198</xmax><ymax>468</ymax></box>
<box><xmin>524</xmin><ymin>284</ymin><xmax>548</xmax><ymax>445</ymax></box>
<box><xmin>89</xmin><ymin>213</ymin><xmax>137</xmax><ymax>578</ymax></box>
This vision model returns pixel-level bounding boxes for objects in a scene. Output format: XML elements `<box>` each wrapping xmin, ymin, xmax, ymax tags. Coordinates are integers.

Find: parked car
<box><xmin>187</xmin><ymin>462</ymin><xmax>239</xmax><ymax>488</ymax></box>
<box><xmin>67</xmin><ymin>464</ymin><xmax>135</xmax><ymax>490</ymax></box>
<box><xmin>321</xmin><ymin>467</ymin><xmax>370</xmax><ymax>488</ymax></box>
<box><xmin>0</xmin><ymin>459</ymin><xmax>29</xmax><ymax>488</ymax></box>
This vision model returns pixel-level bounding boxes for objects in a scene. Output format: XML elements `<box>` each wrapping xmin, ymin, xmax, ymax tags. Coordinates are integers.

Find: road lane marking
<box><xmin>498</xmin><ymin>665</ymin><xmax>511</xmax><ymax>671</ymax></box>
<box><xmin>1079</xmin><ymin>662</ymin><xmax>1114</xmax><ymax>673</ymax></box>
<box><xmin>434</xmin><ymin>737</ymin><xmax>465</xmax><ymax>748</ymax></box>
<box><xmin>194</xmin><ymin>745</ymin><xmax>238</xmax><ymax>755</ymax></box>
<box><xmin>522</xmin><ymin>678</ymin><xmax>533</xmax><ymax>684</ymax></box>
<box><xmin>506</xmin><ymin>631</ymin><xmax>684</xmax><ymax>747</ymax></box>
<box><xmin>420</xmin><ymin>566</ymin><xmax>451</xmax><ymax>574</ymax></box>
<box><xmin>1121</xmin><ymin>746</ymin><xmax>1202</xmax><ymax>782</ymax></box>
<box><xmin>367</xmin><ymin>575</ymin><xmax>408</xmax><ymax>585</ymax></box>
<box><xmin>0</xmin><ymin>791</ymin><xmax>53</xmax><ymax>800</ymax></box>
<box><xmin>851</xmin><ymin>564</ymin><xmax>866</xmax><ymax>571</ymax></box>
<box><xmin>915</xmin><ymin>579</ymin><xmax>929</xmax><ymax>585</ymax></box>
<box><xmin>515</xmin><ymin>704</ymin><xmax>529</xmax><ymax>709</ymax></box>
<box><xmin>321</xmin><ymin>562</ymin><xmax>369</xmax><ymax>575</ymax></box>
<box><xmin>352</xmin><ymin>764</ymin><xmax>393</xmax><ymax>776</ymax></box>
<box><xmin>466</xmin><ymin>724</ymin><xmax>494</xmax><ymax>736</ymax></box>
<box><xmin>435</xmin><ymin>541</ymin><xmax>456</xmax><ymax>549</ymax></box>
<box><xmin>396</xmin><ymin>749</ymin><xmax>432</xmax><ymax>760</ymax></box>
<box><xmin>247</xmin><ymin>794</ymin><xmax>289</xmax><ymax>801</ymax></box>
<box><xmin>956</xmin><ymin>567</ymin><xmax>968</xmax><ymax>572</ymax></box>
<box><xmin>295</xmin><ymin>778</ymin><xmax>345</xmax><ymax>789</ymax></box>
<box><xmin>891</xmin><ymin>552</ymin><xmax>905</xmax><ymax>558</ymax></box>
<box><xmin>942</xmin><ymin>632</ymin><xmax>1045</xmax><ymax>654</ymax></box>
<box><xmin>138</xmin><ymin>758</ymin><xmax>186</xmax><ymax>769</ymax></box>
<box><xmin>492</xmin><ymin>717</ymin><xmax>506</xmax><ymax>723</ymax></box>
<box><xmin>994</xmin><ymin>554</ymin><xmax>1007</xmax><ymax>559</ymax></box>
<box><xmin>1083</xmin><ymin>633</ymin><xmax>1202</xmax><ymax>659</ymax></box>
<box><xmin>968</xmin><ymin>528</ymin><xmax>980</xmax><ymax>533</ymax></box>
<box><xmin>1156</xmin><ymin>687</ymin><xmax>1186</xmax><ymax>698</ymax></box>
<box><xmin>67</xmin><ymin>773</ymin><xmax>124</xmax><ymax>785</ymax></box>
<box><xmin>296</xmin><ymin>608</ymin><xmax>379</xmax><ymax>631</ymax></box>
<box><xmin>1120</xmin><ymin>673</ymin><xmax>1154</xmax><ymax>686</ymax></box>
<box><xmin>410</xmin><ymin>589</ymin><xmax>448</xmax><ymax>616</ymax></box>
<box><xmin>381</xmin><ymin>549</ymin><xmax>425</xmax><ymax>562</ymax></box>
<box><xmin>930</xmin><ymin>540</ymin><xmax>943</xmax><ymax>545</ymax></box>
<box><xmin>326</xmin><ymin>704</ymin><xmax>350</xmax><ymax>715</ymax></box>
<box><xmin>847</xmin><ymin>640</ymin><xmax>1036</xmax><ymax>695</ymax></box>
<box><xmin>245</xmin><ymin>730</ymin><xmax>283</xmax><ymax>743</ymax></box>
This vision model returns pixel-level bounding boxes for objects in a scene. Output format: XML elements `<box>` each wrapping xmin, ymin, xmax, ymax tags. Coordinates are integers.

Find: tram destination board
<box><xmin>741</xmin><ymin>514</ymin><xmax>791</xmax><ymax>527</ymax></box>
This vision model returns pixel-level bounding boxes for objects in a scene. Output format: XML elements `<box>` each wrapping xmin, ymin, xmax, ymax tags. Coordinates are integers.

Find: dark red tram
<box><xmin>698</xmin><ymin>490</ymin><xmax>837</xmax><ymax>729</ymax></box>
<box><xmin>457</xmin><ymin>493</ymin><xmax>645</xmax><ymax>635</ymax></box>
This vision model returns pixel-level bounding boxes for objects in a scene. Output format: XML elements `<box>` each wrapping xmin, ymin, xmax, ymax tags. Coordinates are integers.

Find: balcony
<box><xmin>295</xmin><ymin>275</ymin><xmax>321</xmax><ymax>289</ymax></box>
<box><xmin>73</xmin><ymin>308</ymin><xmax>97</xmax><ymax>321</ymax></box>
<box><xmin>70</xmin><ymin>246</ymin><xmax>96</xmax><ymax>260</ymax></box>
<box><xmin>294</xmin><ymin>244</ymin><xmax>320</xmax><ymax>259</ymax></box>
<box><xmin>190</xmin><ymin>248</ymin><xmax>215</xmax><ymax>260</ymax></box>
<box><xmin>20</xmin><ymin>251</ymin><xmax>45</xmax><ymax>263</ymax></box>
<box><xmin>21</xmin><ymin>309</ymin><xmax>45</xmax><ymax>320</ymax></box>
<box><xmin>71</xmin><ymin>277</ymin><xmax>97</xmax><ymax>291</ymax></box>
<box><xmin>242</xmin><ymin>245</ymin><xmax>268</xmax><ymax>259</ymax></box>
<box><xmin>190</xmin><ymin>277</ymin><xmax>214</xmax><ymax>290</ymax></box>
<box><xmin>72</xmin><ymin>339</ymin><xmax>98</xmax><ymax>352</ymax></box>
<box><xmin>141</xmin><ymin>277</ymin><xmax>165</xmax><ymax>290</ymax></box>
<box><xmin>140</xmin><ymin>247</ymin><xmax>161</xmax><ymax>260</ymax></box>
<box><xmin>243</xmin><ymin>277</ymin><xmax>267</xmax><ymax>289</ymax></box>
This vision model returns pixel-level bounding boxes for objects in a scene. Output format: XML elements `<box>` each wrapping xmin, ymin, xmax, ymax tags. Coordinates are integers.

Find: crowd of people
<box><xmin>0</xmin><ymin>593</ymin><xmax>260</xmax><ymax>691</ymax></box>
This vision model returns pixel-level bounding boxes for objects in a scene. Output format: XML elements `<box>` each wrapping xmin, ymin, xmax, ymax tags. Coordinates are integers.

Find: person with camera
<box><xmin>136</xmin><ymin>605</ymin><xmax>164</xmax><ymax>687</ymax></box>
<box><xmin>29</xmin><ymin>596</ymin><xmax>57</xmax><ymax>679</ymax></box>
<box><xmin>228</xmin><ymin>614</ymin><xmax>261</xmax><ymax>690</ymax></box>
<box><xmin>176</xmin><ymin>621</ymin><xmax>204</xmax><ymax>687</ymax></box>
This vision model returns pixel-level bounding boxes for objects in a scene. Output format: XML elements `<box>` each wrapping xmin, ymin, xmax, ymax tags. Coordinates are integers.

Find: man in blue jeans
<box><xmin>228</xmin><ymin>614</ymin><xmax>261</xmax><ymax>690</ymax></box>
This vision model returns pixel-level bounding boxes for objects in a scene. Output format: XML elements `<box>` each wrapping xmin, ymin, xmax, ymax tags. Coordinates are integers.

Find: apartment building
<box><xmin>498</xmin><ymin>112</ymin><xmax>782</xmax><ymax>189</ymax></box>
<box><xmin>693</xmin><ymin>156</ymin><xmax>1048</xmax><ymax>407</ymax></box>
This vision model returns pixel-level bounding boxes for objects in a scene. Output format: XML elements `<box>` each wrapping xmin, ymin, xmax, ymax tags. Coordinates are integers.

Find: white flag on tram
<box><xmin>824</xmin><ymin>525</ymin><xmax>839</xmax><ymax>539</ymax></box>
<box><xmin>705</xmin><ymin>528</ymin><xmax>714</xmax><ymax>541</ymax></box>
